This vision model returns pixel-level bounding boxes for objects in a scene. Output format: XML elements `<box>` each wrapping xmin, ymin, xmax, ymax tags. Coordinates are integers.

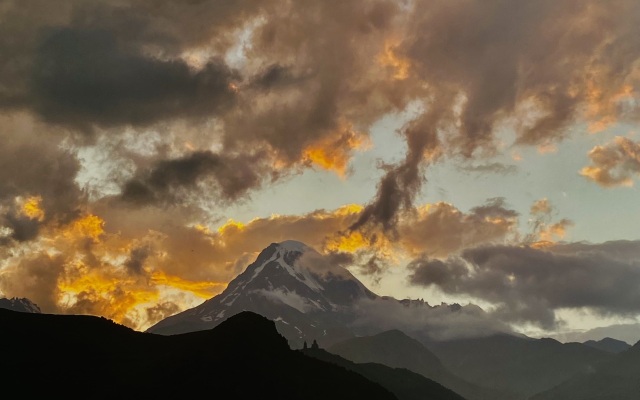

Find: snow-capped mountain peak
<box><xmin>244</xmin><ymin>240</ymin><xmax>322</xmax><ymax>292</ymax></box>
<box><xmin>0</xmin><ymin>297</ymin><xmax>42</xmax><ymax>313</ymax></box>
<box><xmin>147</xmin><ymin>240</ymin><xmax>376</xmax><ymax>347</ymax></box>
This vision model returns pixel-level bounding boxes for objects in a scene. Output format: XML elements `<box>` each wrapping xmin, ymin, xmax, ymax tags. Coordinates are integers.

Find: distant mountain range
<box><xmin>531</xmin><ymin>341</ymin><xmax>640</xmax><ymax>400</ymax></box>
<box><xmin>327</xmin><ymin>329</ymin><xmax>509</xmax><ymax>400</ymax></box>
<box><xmin>0</xmin><ymin>297</ymin><xmax>41</xmax><ymax>313</ymax></box>
<box><xmin>425</xmin><ymin>334</ymin><xmax>616</xmax><ymax>399</ymax></box>
<box><xmin>583</xmin><ymin>337</ymin><xmax>631</xmax><ymax>354</ymax></box>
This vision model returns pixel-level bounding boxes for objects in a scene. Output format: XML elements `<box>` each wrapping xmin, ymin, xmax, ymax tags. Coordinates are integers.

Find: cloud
<box><xmin>254</xmin><ymin>288</ymin><xmax>315</xmax><ymax>313</ymax></box>
<box><xmin>398</xmin><ymin>198</ymin><xmax>519</xmax><ymax>257</ymax></box>
<box><xmin>124</xmin><ymin>244</ymin><xmax>151</xmax><ymax>275</ymax></box>
<box><xmin>459</xmin><ymin>162</ymin><xmax>518</xmax><ymax>175</ymax></box>
<box><xmin>0</xmin><ymin>113</ymin><xmax>83</xmax><ymax>225</ymax></box>
<box><xmin>351</xmin><ymin>0</ymin><xmax>640</xmax><ymax>231</ymax></box>
<box><xmin>145</xmin><ymin>301</ymin><xmax>181</xmax><ymax>328</ymax></box>
<box><xmin>31</xmin><ymin>28</ymin><xmax>238</xmax><ymax>130</ymax></box>
<box><xmin>120</xmin><ymin>150</ymin><xmax>270</xmax><ymax>206</ymax></box>
<box><xmin>351</xmin><ymin>297</ymin><xmax>513</xmax><ymax>341</ymax></box>
<box><xmin>0</xmin><ymin>254</ymin><xmax>66</xmax><ymax>313</ymax></box>
<box><xmin>581</xmin><ymin>136</ymin><xmax>640</xmax><ymax>187</ymax></box>
<box><xmin>408</xmin><ymin>241</ymin><xmax>640</xmax><ymax>329</ymax></box>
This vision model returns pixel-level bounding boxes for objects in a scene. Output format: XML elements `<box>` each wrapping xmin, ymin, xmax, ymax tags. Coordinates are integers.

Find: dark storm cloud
<box><xmin>121</xmin><ymin>150</ymin><xmax>268</xmax><ymax>206</ymax></box>
<box><xmin>1</xmin><ymin>213</ymin><xmax>41</xmax><ymax>243</ymax></box>
<box><xmin>408</xmin><ymin>241</ymin><xmax>640</xmax><ymax>328</ymax></box>
<box><xmin>31</xmin><ymin>28</ymin><xmax>238</xmax><ymax>130</ymax></box>
<box><xmin>124</xmin><ymin>245</ymin><xmax>151</xmax><ymax>275</ymax></box>
<box><xmin>249</xmin><ymin>64</ymin><xmax>305</xmax><ymax>90</ymax></box>
<box><xmin>350</xmin><ymin>106</ymin><xmax>444</xmax><ymax>233</ymax></box>
<box><xmin>0</xmin><ymin>0</ymin><xmax>264</xmax><ymax>123</ymax></box>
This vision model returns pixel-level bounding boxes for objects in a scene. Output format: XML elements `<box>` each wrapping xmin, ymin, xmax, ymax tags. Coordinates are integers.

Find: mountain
<box><xmin>426</xmin><ymin>334</ymin><xmax>614</xmax><ymax>399</ymax></box>
<box><xmin>328</xmin><ymin>329</ymin><xmax>509</xmax><ymax>400</ymax></box>
<box><xmin>550</xmin><ymin>323</ymin><xmax>640</xmax><ymax>346</ymax></box>
<box><xmin>0</xmin><ymin>308</ymin><xmax>397</xmax><ymax>399</ymax></box>
<box><xmin>301</xmin><ymin>346</ymin><xmax>466</xmax><ymax>400</ymax></box>
<box><xmin>531</xmin><ymin>341</ymin><xmax>640</xmax><ymax>400</ymax></box>
<box><xmin>148</xmin><ymin>240</ymin><xmax>377</xmax><ymax>348</ymax></box>
<box><xmin>582</xmin><ymin>337</ymin><xmax>631</xmax><ymax>354</ymax></box>
<box><xmin>148</xmin><ymin>240</ymin><xmax>501</xmax><ymax>349</ymax></box>
<box><xmin>0</xmin><ymin>297</ymin><xmax>41</xmax><ymax>313</ymax></box>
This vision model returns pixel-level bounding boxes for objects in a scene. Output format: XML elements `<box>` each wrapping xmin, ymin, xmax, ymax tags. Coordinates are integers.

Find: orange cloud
<box><xmin>399</xmin><ymin>200</ymin><xmax>519</xmax><ymax>258</ymax></box>
<box><xmin>378</xmin><ymin>39</ymin><xmax>411</xmax><ymax>80</ymax></box>
<box><xmin>151</xmin><ymin>271</ymin><xmax>227</xmax><ymax>299</ymax></box>
<box><xmin>65</xmin><ymin>214</ymin><xmax>105</xmax><ymax>242</ymax></box>
<box><xmin>303</xmin><ymin>124</ymin><xmax>370</xmax><ymax>177</ymax></box>
<box><xmin>580</xmin><ymin>136</ymin><xmax>640</xmax><ymax>187</ymax></box>
<box><xmin>585</xmin><ymin>80</ymin><xmax>635</xmax><ymax>133</ymax></box>
<box><xmin>20</xmin><ymin>196</ymin><xmax>45</xmax><ymax>221</ymax></box>
<box><xmin>324</xmin><ymin>230</ymin><xmax>370</xmax><ymax>253</ymax></box>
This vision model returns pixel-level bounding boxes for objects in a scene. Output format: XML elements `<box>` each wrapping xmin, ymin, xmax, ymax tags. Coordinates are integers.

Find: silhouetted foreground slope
<box><xmin>531</xmin><ymin>341</ymin><xmax>640</xmax><ymax>400</ymax></box>
<box><xmin>301</xmin><ymin>347</ymin><xmax>466</xmax><ymax>400</ymax></box>
<box><xmin>0</xmin><ymin>309</ymin><xmax>396</xmax><ymax>399</ymax></box>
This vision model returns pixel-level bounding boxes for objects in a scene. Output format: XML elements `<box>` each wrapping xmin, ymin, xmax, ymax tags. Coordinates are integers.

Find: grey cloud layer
<box><xmin>408</xmin><ymin>241</ymin><xmax>640</xmax><ymax>328</ymax></box>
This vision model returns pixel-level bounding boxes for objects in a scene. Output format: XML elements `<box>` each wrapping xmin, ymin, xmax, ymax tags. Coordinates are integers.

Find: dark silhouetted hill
<box><xmin>0</xmin><ymin>308</ymin><xmax>396</xmax><ymax>399</ymax></box>
<box><xmin>328</xmin><ymin>329</ymin><xmax>509</xmax><ymax>400</ymax></box>
<box><xmin>301</xmin><ymin>347</ymin><xmax>465</xmax><ymax>400</ymax></box>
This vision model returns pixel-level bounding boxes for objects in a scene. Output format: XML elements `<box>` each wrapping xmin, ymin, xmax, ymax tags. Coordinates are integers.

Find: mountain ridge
<box><xmin>0</xmin><ymin>308</ymin><xmax>397</xmax><ymax>399</ymax></box>
<box><xmin>147</xmin><ymin>240</ymin><xmax>378</xmax><ymax>347</ymax></box>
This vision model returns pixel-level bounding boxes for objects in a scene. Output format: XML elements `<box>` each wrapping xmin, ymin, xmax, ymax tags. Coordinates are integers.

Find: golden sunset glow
<box><xmin>303</xmin><ymin>126</ymin><xmax>370</xmax><ymax>177</ymax></box>
<box><xmin>378</xmin><ymin>39</ymin><xmax>410</xmax><ymax>80</ymax></box>
<box><xmin>20</xmin><ymin>196</ymin><xmax>45</xmax><ymax>221</ymax></box>
<box><xmin>66</xmin><ymin>214</ymin><xmax>105</xmax><ymax>242</ymax></box>
<box><xmin>325</xmin><ymin>230</ymin><xmax>370</xmax><ymax>253</ymax></box>
<box><xmin>216</xmin><ymin>219</ymin><xmax>245</xmax><ymax>235</ymax></box>
<box><xmin>152</xmin><ymin>271</ymin><xmax>227</xmax><ymax>299</ymax></box>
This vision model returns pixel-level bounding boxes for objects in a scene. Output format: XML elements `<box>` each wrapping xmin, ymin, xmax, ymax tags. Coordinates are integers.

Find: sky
<box><xmin>1</xmin><ymin>0</ymin><xmax>640</xmax><ymax>342</ymax></box>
